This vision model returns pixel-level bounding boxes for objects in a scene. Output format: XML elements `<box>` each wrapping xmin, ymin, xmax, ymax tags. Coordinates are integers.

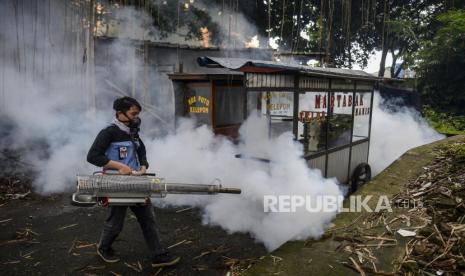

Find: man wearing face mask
<box><xmin>87</xmin><ymin>96</ymin><xmax>180</xmax><ymax>267</ymax></box>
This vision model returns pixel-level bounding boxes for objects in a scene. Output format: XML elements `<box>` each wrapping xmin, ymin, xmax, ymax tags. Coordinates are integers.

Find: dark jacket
<box><xmin>87</xmin><ymin>125</ymin><xmax>149</xmax><ymax>170</ymax></box>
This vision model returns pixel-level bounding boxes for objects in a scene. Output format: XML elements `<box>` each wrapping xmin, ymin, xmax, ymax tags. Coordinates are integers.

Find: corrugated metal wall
<box><xmin>308</xmin><ymin>155</ymin><xmax>326</xmax><ymax>176</ymax></box>
<box><xmin>307</xmin><ymin>141</ymin><xmax>369</xmax><ymax>184</ymax></box>
<box><xmin>327</xmin><ymin>148</ymin><xmax>350</xmax><ymax>183</ymax></box>
<box><xmin>349</xmin><ymin>141</ymin><xmax>370</xmax><ymax>178</ymax></box>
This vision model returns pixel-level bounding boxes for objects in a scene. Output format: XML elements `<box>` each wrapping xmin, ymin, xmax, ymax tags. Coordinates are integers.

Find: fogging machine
<box><xmin>71</xmin><ymin>171</ymin><xmax>241</xmax><ymax>207</ymax></box>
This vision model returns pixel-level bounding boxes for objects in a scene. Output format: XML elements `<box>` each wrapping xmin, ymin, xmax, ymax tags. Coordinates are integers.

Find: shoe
<box><xmin>151</xmin><ymin>252</ymin><xmax>180</xmax><ymax>268</ymax></box>
<box><xmin>96</xmin><ymin>246</ymin><xmax>120</xmax><ymax>263</ymax></box>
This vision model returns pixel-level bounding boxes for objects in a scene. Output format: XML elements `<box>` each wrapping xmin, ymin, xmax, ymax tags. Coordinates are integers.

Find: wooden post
<box><xmin>87</xmin><ymin>0</ymin><xmax>96</xmax><ymax>114</ymax></box>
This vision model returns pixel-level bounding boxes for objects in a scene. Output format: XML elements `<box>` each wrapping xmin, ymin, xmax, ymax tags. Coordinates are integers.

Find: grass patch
<box><xmin>423</xmin><ymin>106</ymin><xmax>465</xmax><ymax>135</ymax></box>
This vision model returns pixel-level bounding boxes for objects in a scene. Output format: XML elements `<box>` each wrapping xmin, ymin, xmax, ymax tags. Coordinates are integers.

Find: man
<box><xmin>87</xmin><ymin>96</ymin><xmax>179</xmax><ymax>267</ymax></box>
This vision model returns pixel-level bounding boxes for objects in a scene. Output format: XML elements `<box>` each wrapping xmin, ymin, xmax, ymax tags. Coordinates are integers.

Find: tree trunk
<box><xmin>378</xmin><ymin>47</ymin><xmax>388</xmax><ymax>77</ymax></box>
<box><xmin>390</xmin><ymin>49</ymin><xmax>397</xmax><ymax>78</ymax></box>
<box><xmin>325</xmin><ymin>0</ymin><xmax>334</xmax><ymax>66</ymax></box>
<box><xmin>378</xmin><ymin>0</ymin><xmax>388</xmax><ymax>77</ymax></box>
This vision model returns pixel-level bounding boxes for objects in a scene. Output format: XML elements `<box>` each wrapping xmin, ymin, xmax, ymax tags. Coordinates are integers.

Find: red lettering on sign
<box><xmin>315</xmin><ymin>95</ymin><xmax>321</xmax><ymax>109</ymax></box>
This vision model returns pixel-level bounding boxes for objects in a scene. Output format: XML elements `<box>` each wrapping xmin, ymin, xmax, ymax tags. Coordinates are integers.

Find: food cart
<box><xmin>169</xmin><ymin>57</ymin><xmax>378</xmax><ymax>191</ymax></box>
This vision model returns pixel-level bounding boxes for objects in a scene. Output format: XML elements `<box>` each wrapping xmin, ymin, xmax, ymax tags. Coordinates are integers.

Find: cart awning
<box><xmin>197</xmin><ymin>56</ymin><xmax>379</xmax><ymax>81</ymax></box>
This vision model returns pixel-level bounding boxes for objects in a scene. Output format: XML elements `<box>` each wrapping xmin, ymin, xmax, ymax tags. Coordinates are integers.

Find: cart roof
<box><xmin>197</xmin><ymin>56</ymin><xmax>379</xmax><ymax>81</ymax></box>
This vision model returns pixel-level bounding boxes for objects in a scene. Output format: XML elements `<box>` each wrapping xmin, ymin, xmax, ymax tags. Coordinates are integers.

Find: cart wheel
<box><xmin>351</xmin><ymin>163</ymin><xmax>371</xmax><ymax>193</ymax></box>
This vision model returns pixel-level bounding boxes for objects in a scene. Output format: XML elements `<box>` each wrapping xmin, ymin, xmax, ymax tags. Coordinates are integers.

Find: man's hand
<box><xmin>118</xmin><ymin>165</ymin><xmax>132</xmax><ymax>175</ymax></box>
<box><xmin>138</xmin><ymin>166</ymin><xmax>147</xmax><ymax>175</ymax></box>
<box><xmin>105</xmin><ymin>160</ymin><xmax>132</xmax><ymax>175</ymax></box>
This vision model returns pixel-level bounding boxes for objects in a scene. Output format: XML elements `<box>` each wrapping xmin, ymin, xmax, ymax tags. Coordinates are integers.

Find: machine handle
<box><xmin>219</xmin><ymin>187</ymin><xmax>242</xmax><ymax>194</ymax></box>
<box><xmin>92</xmin><ymin>170</ymin><xmax>156</xmax><ymax>176</ymax></box>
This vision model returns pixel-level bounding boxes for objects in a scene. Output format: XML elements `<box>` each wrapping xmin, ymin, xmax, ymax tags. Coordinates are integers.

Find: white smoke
<box><xmin>0</xmin><ymin>1</ymin><xmax>169</xmax><ymax>192</ymax></box>
<box><xmin>0</xmin><ymin>0</ymin><xmax>446</xmax><ymax>253</ymax></box>
<box><xmin>98</xmin><ymin>1</ymin><xmax>268</xmax><ymax>49</ymax></box>
<box><xmin>195</xmin><ymin>1</ymin><xmax>267</xmax><ymax>48</ymax></box>
<box><xmin>146</xmin><ymin>114</ymin><xmax>342</xmax><ymax>251</ymax></box>
<box><xmin>100</xmin><ymin>6</ymin><xmax>158</xmax><ymax>40</ymax></box>
<box><xmin>369</xmin><ymin>92</ymin><xmax>444</xmax><ymax>175</ymax></box>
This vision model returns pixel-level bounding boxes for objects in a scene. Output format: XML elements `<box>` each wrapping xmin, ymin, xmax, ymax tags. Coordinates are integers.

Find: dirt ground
<box><xmin>0</xmin><ymin>194</ymin><xmax>267</xmax><ymax>275</ymax></box>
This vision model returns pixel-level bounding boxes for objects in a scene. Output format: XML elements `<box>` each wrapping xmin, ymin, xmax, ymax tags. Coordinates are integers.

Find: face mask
<box><xmin>121</xmin><ymin>112</ymin><xmax>141</xmax><ymax>133</ymax></box>
<box><xmin>128</xmin><ymin>117</ymin><xmax>141</xmax><ymax>131</ymax></box>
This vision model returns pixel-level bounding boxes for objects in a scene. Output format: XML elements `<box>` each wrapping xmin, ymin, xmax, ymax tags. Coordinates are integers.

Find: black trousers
<box><xmin>98</xmin><ymin>205</ymin><xmax>166</xmax><ymax>258</ymax></box>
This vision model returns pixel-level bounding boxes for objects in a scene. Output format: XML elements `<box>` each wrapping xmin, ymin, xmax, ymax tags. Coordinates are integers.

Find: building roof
<box><xmin>197</xmin><ymin>56</ymin><xmax>379</xmax><ymax>81</ymax></box>
<box><xmin>95</xmin><ymin>36</ymin><xmax>275</xmax><ymax>52</ymax></box>
<box><xmin>168</xmin><ymin>72</ymin><xmax>243</xmax><ymax>81</ymax></box>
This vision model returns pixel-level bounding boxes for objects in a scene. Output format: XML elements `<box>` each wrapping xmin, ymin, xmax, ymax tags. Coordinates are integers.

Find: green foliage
<box><xmin>450</xmin><ymin>143</ymin><xmax>465</xmax><ymax>164</ymax></box>
<box><xmin>416</xmin><ymin>10</ymin><xmax>465</xmax><ymax>115</ymax></box>
<box><xmin>423</xmin><ymin>105</ymin><xmax>465</xmax><ymax>135</ymax></box>
<box><xmin>99</xmin><ymin>0</ymin><xmax>465</xmax><ymax>74</ymax></box>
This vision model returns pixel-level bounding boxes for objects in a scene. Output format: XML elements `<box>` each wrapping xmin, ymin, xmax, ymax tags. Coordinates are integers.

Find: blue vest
<box><xmin>105</xmin><ymin>141</ymin><xmax>140</xmax><ymax>170</ymax></box>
